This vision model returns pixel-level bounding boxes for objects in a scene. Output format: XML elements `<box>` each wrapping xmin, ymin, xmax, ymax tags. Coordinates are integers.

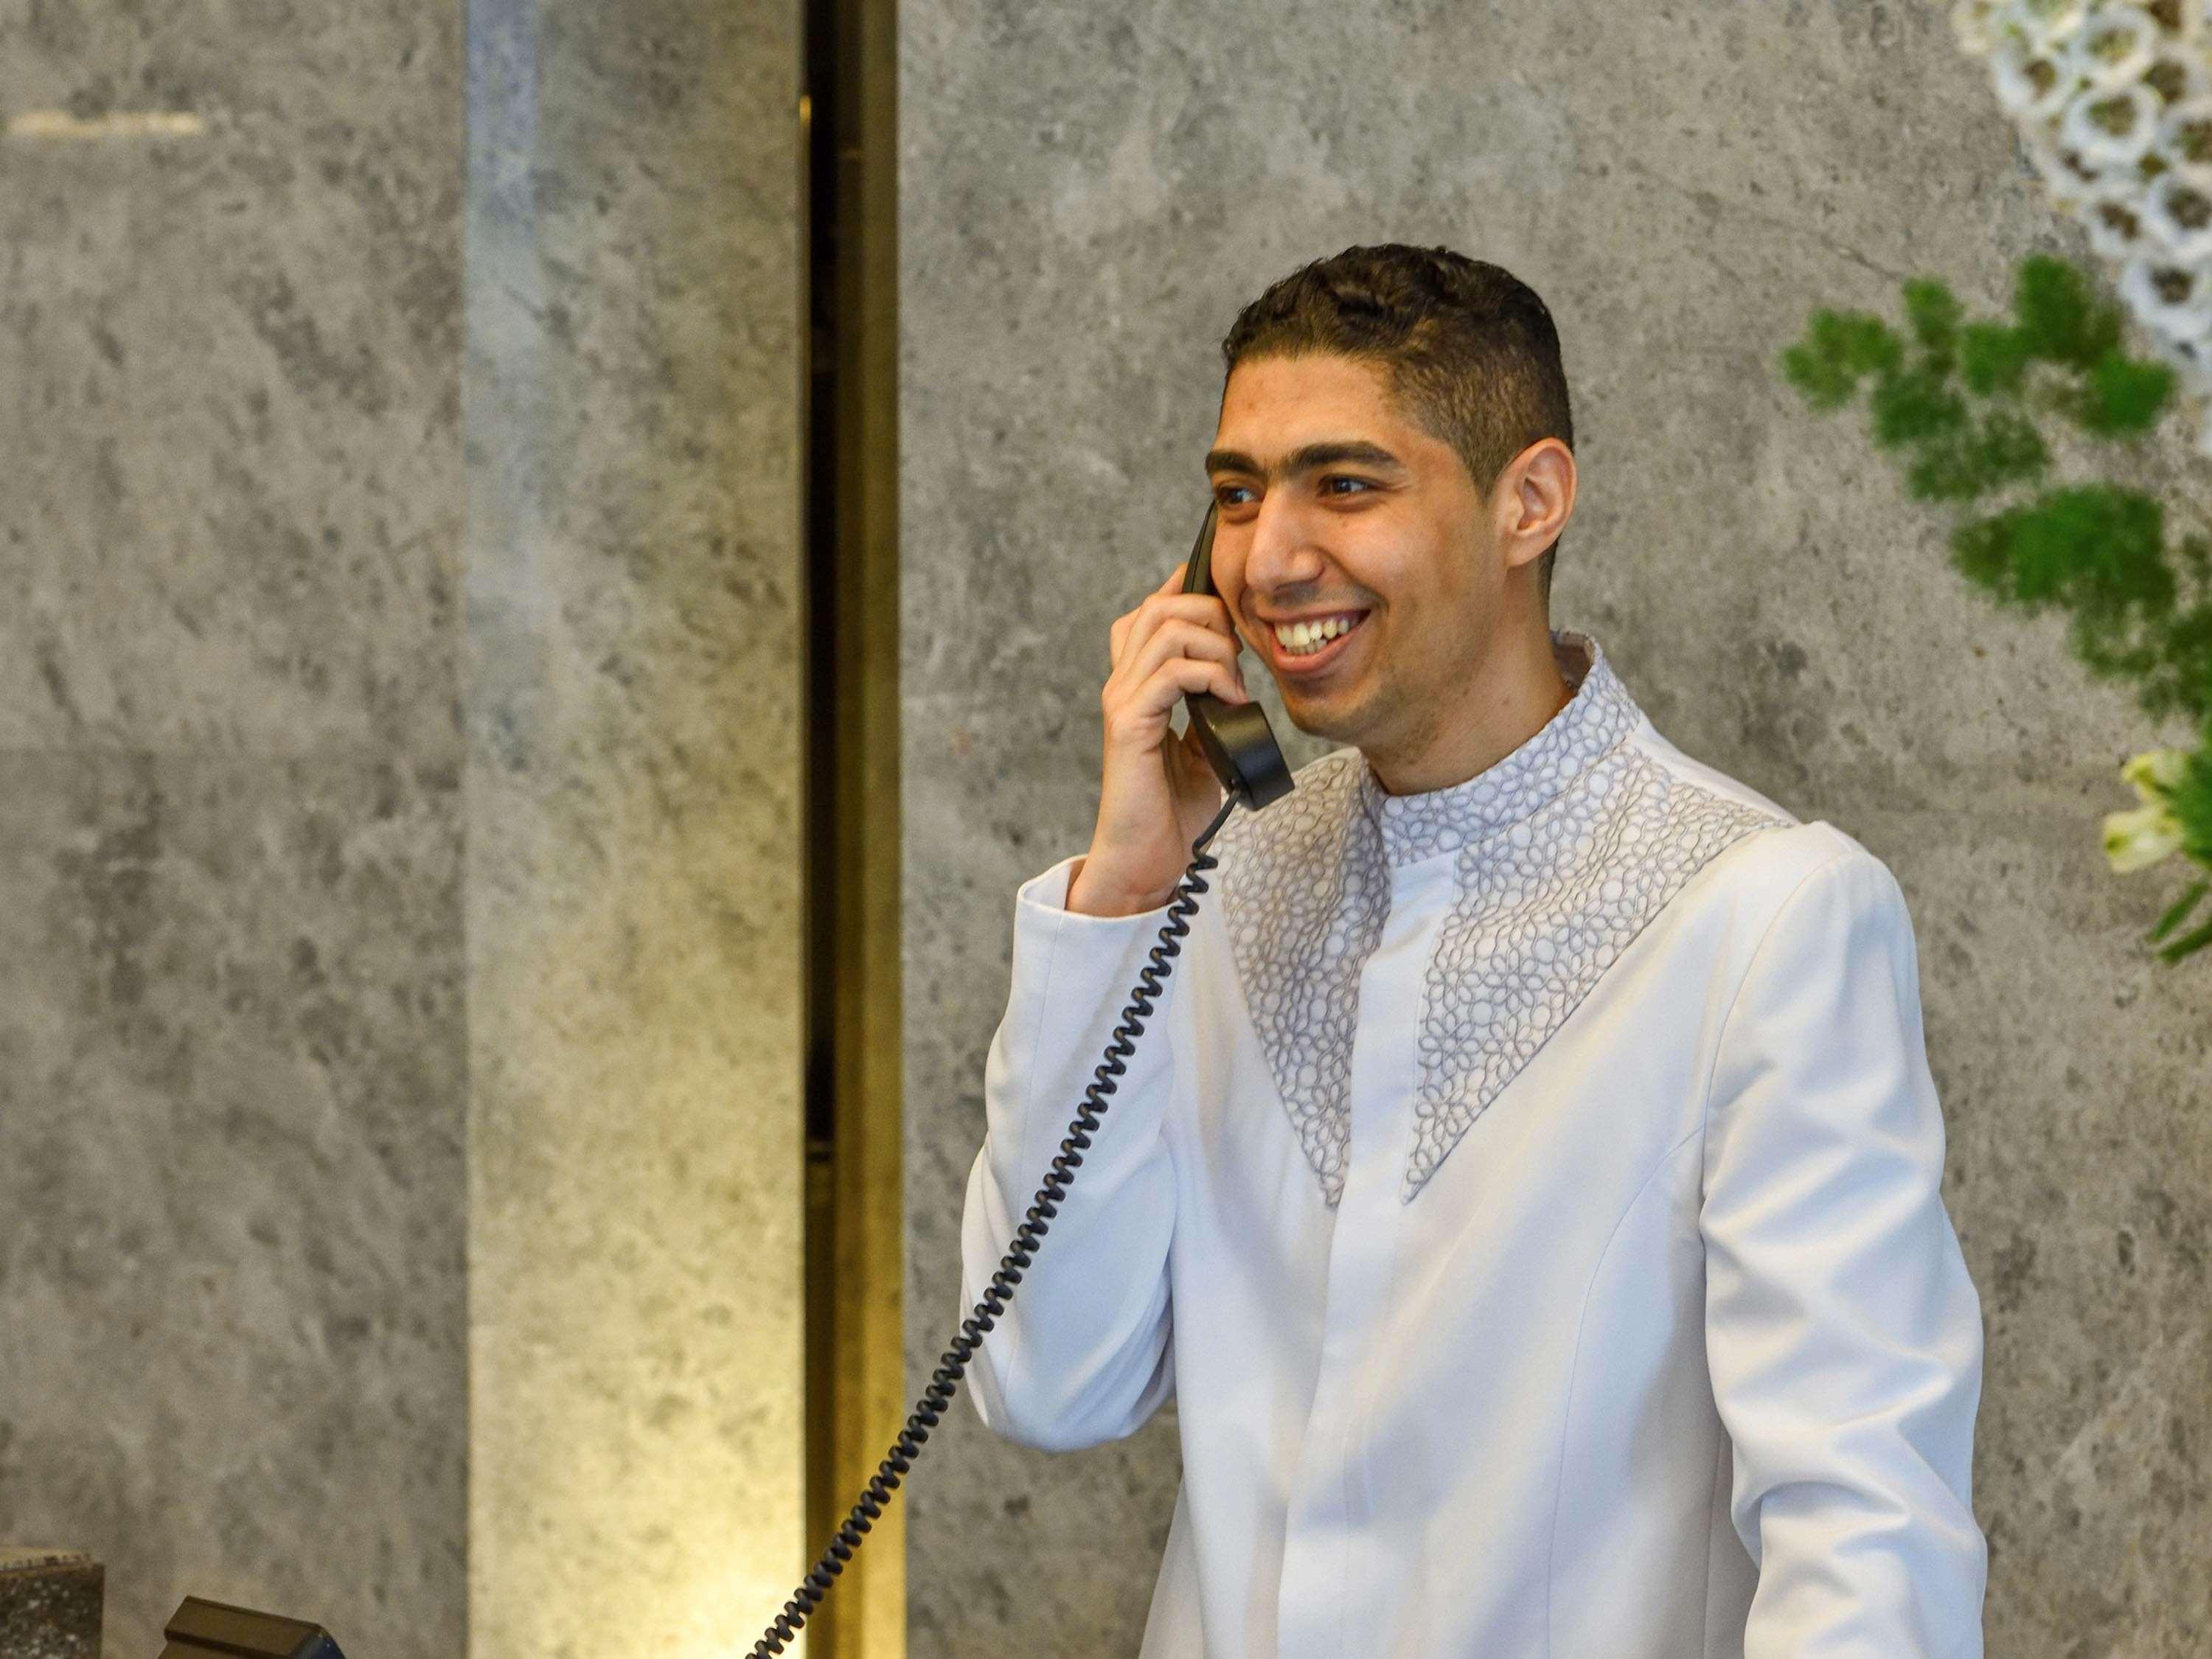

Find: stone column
<box><xmin>0</xmin><ymin>5</ymin><xmax>467</xmax><ymax>1654</ymax></box>
<box><xmin>462</xmin><ymin>0</ymin><xmax>809</xmax><ymax>1651</ymax></box>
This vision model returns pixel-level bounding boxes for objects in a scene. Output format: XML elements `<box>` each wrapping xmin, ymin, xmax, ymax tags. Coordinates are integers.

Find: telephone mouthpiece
<box><xmin>1187</xmin><ymin>692</ymin><xmax>1293</xmax><ymax>810</ymax></box>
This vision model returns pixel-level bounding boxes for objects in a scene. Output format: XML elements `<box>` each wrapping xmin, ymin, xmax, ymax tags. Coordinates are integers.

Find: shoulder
<box><xmin>1621</xmin><ymin>724</ymin><xmax>1911</xmax><ymax>929</ymax></box>
<box><xmin>1625</xmin><ymin>720</ymin><xmax>1801</xmax><ymax>826</ymax></box>
<box><xmin>1693</xmin><ymin>815</ymin><xmax>1921</xmax><ymax>1005</ymax></box>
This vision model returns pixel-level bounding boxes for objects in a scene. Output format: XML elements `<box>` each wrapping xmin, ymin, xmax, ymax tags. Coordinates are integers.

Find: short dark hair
<box><xmin>1220</xmin><ymin>243</ymin><xmax>1573</xmax><ymax>611</ymax></box>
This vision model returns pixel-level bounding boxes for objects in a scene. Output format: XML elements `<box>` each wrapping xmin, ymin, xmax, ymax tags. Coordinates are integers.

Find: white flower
<box><xmin>2146</xmin><ymin>169</ymin><xmax>2212</xmax><ymax>259</ymax></box>
<box><xmin>2154</xmin><ymin>92</ymin><xmax>2212</xmax><ymax>182</ymax></box>
<box><xmin>2104</xmin><ymin>748</ymin><xmax>2194</xmax><ymax>872</ymax></box>
<box><xmin>2118</xmin><ymin>252</ymin><xmax>2212</xmax><ymax>333</ymax></box>
<box><xmin>2020</xmin><ymin>129</ymin><xmax>2112</xmax><ymax>216</ymax></box>
<box><xmin>2000</xmin><ymin>0</ymin><xmax>2096</xmax><ymax>50</ymax></box>
<box><xmin>2143</xmin><ymin>44</ymin><xmax>2212</xmax><ymax>108</ymax></box>
<box><xmin>2121</xmin><ymin>745</ymin><xmax>2192</xmax><ymax>799</ymax></box>
<box><xmin>2061</xmin><ymin>80</ymin><xmax>2163</xmax><ymax>164</ymax></box>
<box><xmin>2083</xmin><ymin>170</ymin><xmax>2162</xmax><ymax>257</ymax></box>
<box><xmin>2104</xmin><ymin>801</ymin><xmax>2185</xmax><ymax>869</ymax></box>
<box><xmin>1992</xmin><ymin>29</ymin><xmax>2086</xmax><ymax>119</ymax></box>
<box><xmin>2068</xmin><ymin>7</ymin><xmax>2163</xmax><ymax>88</ymax></box>
<box><xmin>1961</xmin><ymin>0</ymin><xmax>2212</xmax><ymax>438</ymax></box>
<box><xmin>2135</xmin><ymin>0</ymin><xmax>2208</xmax><ymax>46</ymax></box>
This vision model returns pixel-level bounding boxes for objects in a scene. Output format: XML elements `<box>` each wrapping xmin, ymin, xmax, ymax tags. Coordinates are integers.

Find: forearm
<box><xmin>959</xmin><ymin>854</ymin><xmax>1185</xmax><ymax>1452</ymax></box>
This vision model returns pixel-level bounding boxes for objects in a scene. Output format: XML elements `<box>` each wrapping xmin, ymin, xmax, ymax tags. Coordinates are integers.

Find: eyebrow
<box><xmin>1203</xmin><ymin>439</ymin><xmax>1408</xmax><ymax>481</ymax></box>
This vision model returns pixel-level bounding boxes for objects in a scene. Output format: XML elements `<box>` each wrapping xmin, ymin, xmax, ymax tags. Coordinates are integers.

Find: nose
<box><xmin>1237</xmin><ymin>494</ymin><xmax>1329</xmax><ymax>605</ymax></box>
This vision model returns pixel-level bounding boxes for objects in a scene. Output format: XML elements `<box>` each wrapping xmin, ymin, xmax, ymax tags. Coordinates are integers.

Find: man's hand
<box><xmin>1066</xmin><ymin>566</ymin><xmax>1253</xmax><ymax>917</ymax></box>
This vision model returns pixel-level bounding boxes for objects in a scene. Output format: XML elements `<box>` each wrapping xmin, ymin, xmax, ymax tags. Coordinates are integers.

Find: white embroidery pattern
<box><xmin>1214</xmin><ymin>630</ymin><xmax>1792</xmax><ymax>1209</ymax></box>
<box><xmin>1399</xmin><ymin>745</ymin><xmax>1790</xmax><ymax>1202</ymax></box>
<box><xmin>1355</xmin><ymin>633</ymin><xmax>1645</xmax><ymax>867</ymax></box>
<box><xmin>1210</xmin><ymin>747</ymin><xmax>1387</xmax><ymax>1208</ymax></box>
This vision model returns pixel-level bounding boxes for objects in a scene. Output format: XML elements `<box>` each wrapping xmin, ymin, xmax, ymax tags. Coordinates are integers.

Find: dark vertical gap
<box><xmin>799</xmin><ymin>0</ymin><xmax>844</xmax><ymax>1634</ymax></box>
<box><xmin>801</xmin><ymin>0</ymin><xmax>842</xmax><ymax>1152</ymax></box>
<box><xmin>800</xmin><ymin>0</ymin><xmax>900</xmax><ymax>1645</ymax></box>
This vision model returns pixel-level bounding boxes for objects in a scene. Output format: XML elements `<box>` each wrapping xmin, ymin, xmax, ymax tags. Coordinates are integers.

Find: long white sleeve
<box><xmin>1700</xmin><ymin>844</ymin><xmax>1988</xmax><ymax>1658</ymax></box>
<box><xmin>958</xmin><ymin>853</ymin><xmax>1186</xmax><ymax>1453</ymax></box>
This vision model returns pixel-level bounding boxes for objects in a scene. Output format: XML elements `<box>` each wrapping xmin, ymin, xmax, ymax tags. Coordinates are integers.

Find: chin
<box><xmin>1279</xmin><ymin>686</ymin><xmax>1374</xmax><ymax>748</ymax></box>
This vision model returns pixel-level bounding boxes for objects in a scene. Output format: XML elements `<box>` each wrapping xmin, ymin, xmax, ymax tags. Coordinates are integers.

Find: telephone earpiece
<box><xmin>1180</xmin><ymin>503</ymin><xmax>1293</xmax><ymax>813</ymax></box>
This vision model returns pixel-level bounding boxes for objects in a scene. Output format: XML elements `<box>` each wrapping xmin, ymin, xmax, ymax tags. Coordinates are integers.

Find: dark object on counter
<box><xmin>159</xmin><ymin>1596</ymin><xmax>347</xmax><ymax>1658</ymax></box>
<box><xmin>0</xmin><ymin>1548</ymin><xmax>103</xmax><ymax>1658</ymax></box>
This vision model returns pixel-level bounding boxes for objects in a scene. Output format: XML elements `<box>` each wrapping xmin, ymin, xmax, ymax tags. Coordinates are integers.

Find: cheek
<box><xmin>1214</xmin><ymin>568</ymin><xmax>1248</xmax><ymax>634</ymax></box>
<box><xmin>1203</xmin><ymin>530</ymin><xmax>1240</xmax><ymax>597</ymax></box>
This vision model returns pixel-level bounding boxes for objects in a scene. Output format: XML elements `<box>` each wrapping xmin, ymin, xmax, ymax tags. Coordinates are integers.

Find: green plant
<box><xmin>1781</xmin><ymin>252</ymin><xmax>2212</xmax><ymax>961</ymax></box>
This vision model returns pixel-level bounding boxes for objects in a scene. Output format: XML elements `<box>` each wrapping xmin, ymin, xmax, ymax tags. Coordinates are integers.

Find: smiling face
<box><xmin>1206</xmin><ymin>350</ymin><xmax>1569</xmax><ymax>777</ymax></box>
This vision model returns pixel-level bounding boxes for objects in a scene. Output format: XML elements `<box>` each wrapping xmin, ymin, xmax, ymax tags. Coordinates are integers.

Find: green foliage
<box><xmin>2149</xmin><ymin>757</ymin><xmax>2212</xmax><ymax>960</ymax></box>
<box><xmin>1780</xmin><ymin>252</ymin><xmax>2212</xmax><ymax>961</ymax></box>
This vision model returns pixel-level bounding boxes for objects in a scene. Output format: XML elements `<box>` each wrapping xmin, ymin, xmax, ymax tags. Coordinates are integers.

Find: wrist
<box><xmin>1065</xmin><ymin>856</ymin><xmax>1169</xmax><ymax>918</ymax></box>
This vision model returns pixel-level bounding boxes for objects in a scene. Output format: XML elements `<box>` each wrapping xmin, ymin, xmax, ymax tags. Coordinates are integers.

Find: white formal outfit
<box><xmin>958</xmin><ymin>628</ymin><xmax>1986</xmax><ymax>1658</ymax></box>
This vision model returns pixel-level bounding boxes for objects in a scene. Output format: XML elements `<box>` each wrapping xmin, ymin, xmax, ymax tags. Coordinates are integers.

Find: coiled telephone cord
<box><xmin>750</xmin><ymin>794</ymin><xmax>1242</xmax><ymax>1656</ymax></box>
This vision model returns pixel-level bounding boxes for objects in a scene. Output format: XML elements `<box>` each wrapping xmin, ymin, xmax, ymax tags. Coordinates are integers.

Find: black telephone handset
<box><xmin>1180</xmin><ymin>503</ymin><xmax>1294</xmax><ymax>812</ymax></box>
<box><xmin>749</xmin><ymin>506</ymin><xmax>1294</xmax><ymax>1657</ymax></box>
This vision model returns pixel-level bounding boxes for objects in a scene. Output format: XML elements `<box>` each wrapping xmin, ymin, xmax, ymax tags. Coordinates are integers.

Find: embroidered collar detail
<box><xmin>1354</xmin><ymin>630</ymin><xmax>1644</xmax><ymax>869</ymax></box>
<box><xmin>1209</xmin><ymin>628</ymin><xmax>1793</xmax><ymax>1209</ymax></box>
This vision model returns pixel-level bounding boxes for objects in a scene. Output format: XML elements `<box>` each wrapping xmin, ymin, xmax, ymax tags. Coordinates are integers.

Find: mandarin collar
<box><xmin>1352</xmin><ymin>628</ymin><xmax>1644</xmax><ymax>869</ymax></box>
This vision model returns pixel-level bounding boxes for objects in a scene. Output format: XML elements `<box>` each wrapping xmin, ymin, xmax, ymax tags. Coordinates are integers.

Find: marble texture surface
<box><xmin>0</xmin><ymin>2</ymin><xmax>467</xmax><ymax>1655</ymax></box>
<box><xmin>4</xmin><ymin>0</ymin><xmax>811</xmax><ymax>1653</ymax></box>
<box><xmin>462</xmin><ymin>0</ymin><xmax>809</xmax><ymax>1653</ymax></box>
<box><xmin>898</xmin><ymin>1</ymin><xmax>2211</xmax><ymax>1655</ymax></box>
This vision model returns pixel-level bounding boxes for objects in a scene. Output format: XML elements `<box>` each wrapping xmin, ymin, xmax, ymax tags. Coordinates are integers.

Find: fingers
<box><xmin>1105</xmin><ymin>655</ymin><xmax>1250</xmax><ymax>749</ymax></box>
<box><xmin>1110</xmin><ymin>573</ymin><xmax>1239</xmax><ymax>667</ymax></box>
<box><xmin>1112</xmin><ymin>616</ymin><xmax>1245</xmax><ymax>706</ymax></box>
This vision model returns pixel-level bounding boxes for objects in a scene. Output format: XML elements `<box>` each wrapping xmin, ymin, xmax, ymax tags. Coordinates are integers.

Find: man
<box><xmin>956</xmin><ymin>243</ymin><xmax>1986</xmax><ymax>1658</ymax></box>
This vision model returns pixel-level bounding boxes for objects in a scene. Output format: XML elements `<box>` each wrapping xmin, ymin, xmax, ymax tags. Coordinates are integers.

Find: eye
<box><xmin>1213</xmin><ymin>482</ymin><xmax>1257</xmax><ymax>507</ymax></box>
<box><xmin>1321</xmin><ymin>475</ymin><xmax>1374</xmax><ymax>496</ymax></box>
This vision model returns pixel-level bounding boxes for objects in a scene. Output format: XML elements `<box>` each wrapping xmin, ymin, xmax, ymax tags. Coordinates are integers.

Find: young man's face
<box><xmin>1204</xmin><ymin>351</ymin><xmax>1557</xmax><ymax>761</ymax></box>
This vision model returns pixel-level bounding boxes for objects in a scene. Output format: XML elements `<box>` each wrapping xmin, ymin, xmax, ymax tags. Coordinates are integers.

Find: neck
<box><xmin>1363</xmin><ymin>616</ymin><xmax>1572</xmax><ymax>796</ymax></box>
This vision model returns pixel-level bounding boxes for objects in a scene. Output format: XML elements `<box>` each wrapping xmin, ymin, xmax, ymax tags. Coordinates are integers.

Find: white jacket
<box><xmin>959</xmin><ymin>629</ymin><xmax>1986</xmax><ymax>1658</ymax></box>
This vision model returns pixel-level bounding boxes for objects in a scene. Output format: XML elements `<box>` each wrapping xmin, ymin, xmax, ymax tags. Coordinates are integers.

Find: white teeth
<box><xmin>1273</xmin><ymin>613</ymin><xmax>1361</xmax><ymax>655</ymax></box>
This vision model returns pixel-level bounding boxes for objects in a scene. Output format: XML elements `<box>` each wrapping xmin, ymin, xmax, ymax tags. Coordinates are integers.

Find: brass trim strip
<box><xmin>800</xmin><ymin>0</ymin><xmax>903</xmax><ymax>1652</ymax></box>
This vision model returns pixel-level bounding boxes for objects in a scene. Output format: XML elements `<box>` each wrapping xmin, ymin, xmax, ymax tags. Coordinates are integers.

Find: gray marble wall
<box><xmin>1</xmin><ymin>0</ymin><xmax>807</xmax><ymax>1654</ymax></box>
<box><xmin>0</xmin><ymin>2</ymin><xmax>469</xmax><ymax>1655</ymax></box>
<box><xmin>899</xmin><ymin>3</ymin><xmax>2210</xmax><ymax>1655</ymax></box>
<box><xmin>462</xmin><ymin>0</ymin><xmax>808</xmax><ymax>1651</ymax></box>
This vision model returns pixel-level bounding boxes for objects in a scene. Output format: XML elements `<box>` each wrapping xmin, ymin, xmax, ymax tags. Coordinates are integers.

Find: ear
<box><xmin>1495</xmin><ymin>438</ymin><xmax>1573</xmax><ymax>572</ymax></box>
